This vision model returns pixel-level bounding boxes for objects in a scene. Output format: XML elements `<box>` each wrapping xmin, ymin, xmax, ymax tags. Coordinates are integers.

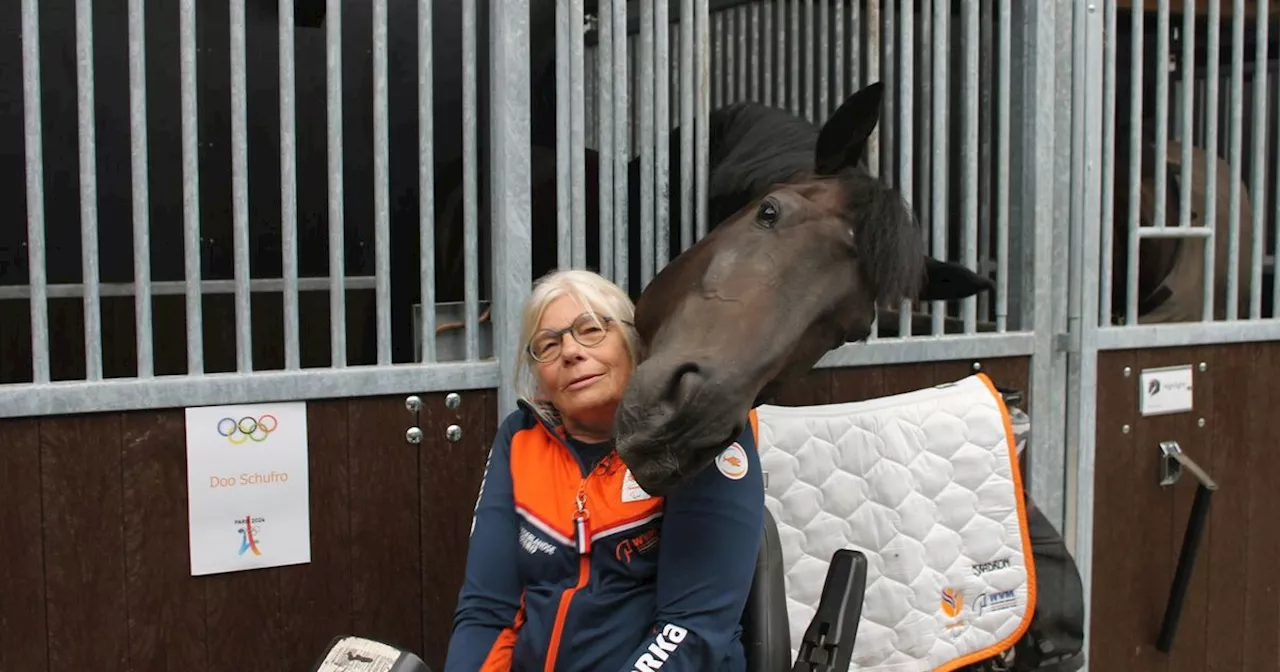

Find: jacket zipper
<box><xmin>545</xmin><ymin>456</ymin><xmax>611</xmax><ymax>672</ymax></box>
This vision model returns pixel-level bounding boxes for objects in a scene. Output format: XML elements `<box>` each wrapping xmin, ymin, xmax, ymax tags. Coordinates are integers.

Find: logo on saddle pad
<box><xmin>940</xmin><ymin>587</ymin><xmax>964</xmax><ymax>618</ymax></box>
<box><xmin>715</xmin><ymin>443</ymin><xmax>749</xmax><ymax>480</ymax></box>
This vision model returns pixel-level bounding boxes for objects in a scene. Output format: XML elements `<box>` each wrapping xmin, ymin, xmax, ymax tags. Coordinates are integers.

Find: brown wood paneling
<box><xmin>0</xmin><ymin>418</ymin><xmax>47</xmax><ymax>672</ymax></box>
<box><xmin>1239</xmin><ymin>342</ymin><xmax>1280</xmax><ymax>670</ymax></box>
<box><xmin>1089</xmin><ymin>341</ymin><xmax>1280</xmax><ymax>671</ymax></box>
<box><xmin>420</xmin><ymin>389</ymin><xmax>498</xmax><ymax>670</ymax></box>
<box><xmin>41</xmin><ymin>413</ymin><xmax>129</xmax><ymax>672</ymax></box>
<box><xmin>1201</xmin><ymin>345</ymin><xmax>1251</xmax><ymax>672</ymax></box>
<box><xmin>828</xmin><ymin>357</ymin><xmax>1029</xmax><ymax>406</ymax></box>
<box><xmin>278</xmin><ymin>399</ymin><xmax>354</xmax><ymax>669</ymax></box>
<box><xmin>122</xmin><ymin>411</ymin><xmax>209</xmax><ymax>672</ymax></box>
<box><xmin>205</xmin><ymin>552</ymin><xmax>284</xmax><ymax>671</ymax></box>
<box><xmin>768</xmin><ymin>369</ymin><xmax>833</xmax><ymax>406</ymax></box>
<box><xmin>348</xmin><ymin>395</ymin><xmax>424</xmax><ymax>654</ymax></box>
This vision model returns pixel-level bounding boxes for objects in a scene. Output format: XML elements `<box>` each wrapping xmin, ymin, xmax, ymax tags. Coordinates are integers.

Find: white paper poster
<box><xmin>185</xmin><ymin>401</ymin><xmax>312</xmax><ymax>576</ymax></box>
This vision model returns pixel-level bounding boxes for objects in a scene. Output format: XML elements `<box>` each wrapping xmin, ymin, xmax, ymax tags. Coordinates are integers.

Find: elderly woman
<box><xmin>443</xmin><ymin>269</ymin><xmax>764</xmax><ymax>672</ymax></box>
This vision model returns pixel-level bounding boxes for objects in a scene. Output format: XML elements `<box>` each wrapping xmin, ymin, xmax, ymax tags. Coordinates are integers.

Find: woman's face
<box><xmin>532</xmin><ymin>295</ymin><xmax>633</xmax><ymax>439</ymax></box>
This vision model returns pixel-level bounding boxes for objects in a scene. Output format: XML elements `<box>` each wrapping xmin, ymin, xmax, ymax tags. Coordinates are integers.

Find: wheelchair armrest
<box><xmin>311</xmin><ymin>635</ymin><xmax>434</xmax><ymax>672</ymax></box>
<box><xmin>789</xmin><ymin>549</ymin><xmax>869</xmax><ymax>672</ymax></box>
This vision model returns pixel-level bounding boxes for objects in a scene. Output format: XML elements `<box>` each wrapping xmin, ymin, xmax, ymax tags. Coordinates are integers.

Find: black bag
<box><xmin>962</xmin><ymin>402</ymin><xmax>1087</xmax><ymax>672</ymax></box>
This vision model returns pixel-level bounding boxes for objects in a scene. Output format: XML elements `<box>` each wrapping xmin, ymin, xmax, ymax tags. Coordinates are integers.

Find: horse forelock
<box><xmin>838</xmin><ymin>175</ymin><xmax>924</xmax><ymax>307</ymax></box>
<box><xmin>710</xmin><ymin>102</ymin><xmax>821</xmax><ymax>199</ymax></box>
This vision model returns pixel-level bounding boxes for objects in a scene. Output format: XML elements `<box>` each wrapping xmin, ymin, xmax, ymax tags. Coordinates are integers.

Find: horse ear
<box><xmin>814</xmin><ymin>81</ymin><xmax>884</xmax><ymax>175</ymax></box>
<box><xmin>918</xmin><ymin>256</ymin><xmax>995</xmax><ymax>301</ymax></box>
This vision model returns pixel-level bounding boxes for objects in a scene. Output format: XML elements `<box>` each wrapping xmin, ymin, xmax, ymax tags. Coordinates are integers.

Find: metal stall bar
<box><xmin>572</xmin><ymin>0</ymin><xmax>588</xmax><ymax>268</ymax></box>
<box><xmin>790</xmin><ymin>0</ymin><xmax>799</xmax><ymax>116</ymax></box>
<box><xmin>1027</xmin><ymin>0</ymin><xmax>1064</xmax><ymax>531</ymax></box>
<box><xmin>714</xmin><ymin>13</ymin><xmax>722</xmax><ymax>109</ymax></box>
<box><xmin>1152</xmin><ymin>0</ymin><xmax>1169</xmax><ymax>231</ymax></box>
<box><xmin>865</xmin><ymin>0</ymin><xmax>879</xmax><ymax>175</ymax></box>
<box><xmin>736</xmin><ymin>5</ymin><xmax>745</xmax><ymax>106</ymax></box>
<box><xmin>1099</xmin><ymin>0</ymin><xmax>1117</xmax><ymax>328</ymax></box>
<box><xmin>995</xmin><ymin>0</ymin><xmax>1011</xmax><ymax>333</ymax></box>
<box><xmin>775</xmin><ymin>0</ymin><xmax>785</xmax><ymax>112</ymax></box>
<box><xmin>929</xmin><ymin>0</ymin><xmax>948</xmax><ymax>336</ymax></box>
<box><xmin>0</xmin><ymin>363</ymin><xmax>501</xmax><ymax>420</ymax></box>
<box><xmin>977</xmin><ymin>0</ymin><xmax>993</xmax><ymax>328</ymax></box>
<box><xmin>1276</xmin><ymin>30</ymin><xmax>1280</xmax><ymax>319</ymax></box>
<box><xmin>1124</xmin><ymin>0</ymin><xmax>1143</xmax><ymax>325</ymax></box>
<box><xmin>21</xmin><ymin>0</ymin><xmax>49</xmax><ymax>384</ymax></box>
<box><xmin>804</xmin><ymin>0</ymin><xmax>813</xmax><ymax>122</ymax></box>
<box><xmin>1177</xmin><ymin>0</ymin><xmax>1195</xmax><ymax>238</ymax></box>
<box><xmin>462</xmin><ymin>0</ymin><xmax>481</xmax><ymax>360</ymax></box>
<box><xmin>817</xmin><ymin>0</ymin><xmax>828</xmax><ymax>119</ymax></box>
<box><xmin>1249</xmin><ymin>0</ymin><xmax>1269</xmax><ymax>319</ymax></box>
<box><xmin>1203</xmin><ymin>0</ymin><xmax>1221</xmax><ymax>322</ymax></box>
<box><xmin>762</xmin><ymin>0</ymin><xmax>773</xmax><ymax>108</ymax></box>
<box><xmin>1069</xmin><ymin>0</ymin><xmax>1105</xmax><ymax>653</ymax></box>
<box><xmin>681</xmin><ymin>0</ymin><xmax>695</xmax><ymax>252</ymax></box>
<box><xmin>281</xmin><ymin>0</ymin><xmax>301</xmax><ymax>369</ymax></box>
<box><xmin>490</xmin><ymin>0</ymin><xmax>533</xmax><ymax>418</ymax></box>
<box><xmin>1226</xmin><ymin>0</ymin><xmax>1244</xmax><ymax>320</ymax></box>
<box><xmin>614</xmin><ymin>0</ymin><xmax>631</xmax><ymax>284</ymax></box>
<box><xmin>641</xmin><ymin>0</ymin><xmax>655</xmax><ymax>285</ymax></box>
<box><xmin>374</xmin><ymin>0</ymin><xmax>393</xmax><ymax>364</ymax></box>
<box><xmin>750</xmin><ymin>2</ymin><xmax>759</xmax><ymax>102</ymax></box>
<box><xmin>961</xmin><ymin>0</ymin><xmax>979</xmax><ymax>333</ymax></box>
<box><xmin>598</xmin><ymin>0</ymin><xmax>615</xmax><ymax>280</ymax></box>
<box><xmin>832</xmin><ymin>0</ymin><xmax>842</xmax><ymax>110</ymax></box>
<box><xmin>696</xmin><ymin>0</ymin><xmax>710</xmax><ymax>241</ymax></box>
<box><xmin>557</xmin><ymin>0</ymin><xmax>572</xmax><ymax>268</ymax></box>
<box><xmin>877</xmin><ymin>0</ymin><xmax>891</xmax><ymax>185</ymax></box>
<box><xmin>896</xmin><ymin>0</ymin><xmax>913</xmax><ymax>338</ymax></box>
<box><xmin>76</xmin><ymin>0</ymin><xmax>103</xmax><ymax>381</ymax></box>
<box><xmin>181</xmin><ymin>0</ymin><xmax>204</xmax><ymax>374</ymax></box>
<box><xmin>327</xmin><ymin>0</ymin><xmax>347</xmax><ymax>367</ymax></box>
<box><xmin>656</xmin><ymin>0</ymin><xmax>671</xmax><ymax>272</ymax></box>
<box><xmin>231</xmin><ymin>0</ymin><xmax>253</xmax><ymax>372</ymax></box>
<box><xmin>419</xmin><ymin>0</ymin><xmax>438</xmax><ymax>363</ymax></box>
<box><xmin>129</xmin><ymin>0</ymin><xmax>154</xmax><ymax>378</ymax></box>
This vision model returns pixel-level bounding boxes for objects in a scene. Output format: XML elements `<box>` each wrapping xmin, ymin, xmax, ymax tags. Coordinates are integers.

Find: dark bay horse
<box><xmin>607</xmin><ymin>82</ymin><xmax>995</xmax><ymax>496</ymax></box>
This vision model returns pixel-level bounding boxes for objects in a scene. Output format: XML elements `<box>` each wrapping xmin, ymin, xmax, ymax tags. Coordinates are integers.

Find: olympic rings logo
<box><xmin>217</xmin><ymin>415</ymin><xmax>279</xmax><ymax>444</ymax></box>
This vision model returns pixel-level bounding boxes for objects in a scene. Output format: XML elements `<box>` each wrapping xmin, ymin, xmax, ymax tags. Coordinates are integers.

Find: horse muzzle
<box><xmin>613</xmin><ymin>359</ymin><xmax>749</xmax><ymax>496</ymax></box>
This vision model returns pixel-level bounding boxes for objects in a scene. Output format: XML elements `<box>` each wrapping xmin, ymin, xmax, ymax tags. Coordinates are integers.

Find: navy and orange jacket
<box><xmin>443</xmin><ymin>401</ymin><xmax>765</xmax><ymax>672</ymax></box>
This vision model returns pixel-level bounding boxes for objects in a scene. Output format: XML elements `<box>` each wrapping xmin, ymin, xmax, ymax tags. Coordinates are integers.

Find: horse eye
<box><xmin>756</xmin><ymin>200</ymin><xmax>779</xmax><ymax>228</ymax></box>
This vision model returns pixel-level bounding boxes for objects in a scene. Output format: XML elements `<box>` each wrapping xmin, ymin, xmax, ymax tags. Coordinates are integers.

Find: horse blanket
<box><xmin>754</xmin><ymin>373</ymin><xmax>1036</xmax><ymax>671</ymax></box>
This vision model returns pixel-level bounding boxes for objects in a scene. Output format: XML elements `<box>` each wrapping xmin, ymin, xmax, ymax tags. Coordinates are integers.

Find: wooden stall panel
<box><xmin>277</xmin><ymin>400</ymin><xmax>354</xmax><ymax>670</ymax></box>
<box><xmin>1237</xmin><ymin>343</ymin><xmax>1280</xmax><ymax>670</ymax></box>
<box><xmin>0</xmin><ymin>419</ymin><xmax>47</xmax><ymax>672</ymax></box>
<box><xmin>122</xmin><ymin>412</ymin><xmax>209</xmax><ymax>672</ymax></box>
<box><xmin>1089</xmin><ymin>342</ymin><xmax>1280</xmax><ymax>671</ymax></box>
<box><xmin>420</xmin><ymin>390</ymin><xmax>498</xmax><ymax>670</ymax></box>
<box><xmin>41</xmin><ymin>413</ymin><xmax>129</xmax><ymax>672</ymax></box>
<box><xmin>348</xmin><ymin>395</ymin><xmax>426</xmax><ymax>654</ymax></box>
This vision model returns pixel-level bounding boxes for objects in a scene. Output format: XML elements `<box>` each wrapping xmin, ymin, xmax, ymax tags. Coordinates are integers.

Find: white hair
<box><xmin>514</xmin><ymin>269</ymin><xmax>642</xmax><ymax>415</ymax></box>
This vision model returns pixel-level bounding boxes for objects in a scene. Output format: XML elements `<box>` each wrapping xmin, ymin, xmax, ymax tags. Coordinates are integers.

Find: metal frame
<box><xmin>1067</xmin><ymin>3</ymin><xmax>1280</xmax><ymax>670</ymax></box>
<box><xmin>0</xmin><ymin>361</ymin><xmax>500</xmax><ymax>419</ymax></box>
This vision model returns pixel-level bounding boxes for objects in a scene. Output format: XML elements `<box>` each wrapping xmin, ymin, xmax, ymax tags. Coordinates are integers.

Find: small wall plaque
<box><xmin>1139</xmin><ymin>364</ymin><xmax>1195</xmax><ymax>417</ymax></box>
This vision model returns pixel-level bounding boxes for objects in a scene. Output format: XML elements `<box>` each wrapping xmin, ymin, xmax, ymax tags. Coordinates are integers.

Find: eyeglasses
<box><xmin>527</xmin><ymin>312</ymin><xmax>630</xmax><ymax>363</ymax></box>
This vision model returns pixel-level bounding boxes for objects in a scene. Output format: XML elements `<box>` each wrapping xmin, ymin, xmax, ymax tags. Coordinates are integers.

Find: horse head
<box><xmin>612</xmin><ymin>82</ymin><xmax>994</xmax><ymax>496</ymax></box>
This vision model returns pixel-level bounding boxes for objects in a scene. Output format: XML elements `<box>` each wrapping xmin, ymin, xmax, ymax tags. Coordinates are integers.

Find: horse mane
<box><xmin>709</xmin><ymin>101</ymin><xmax>923</xmax><ymax>308</ymax></box>
<box><xmin>708</xmin><ymin>102</ymin><xmax>823</xmax><ymax>208</ymax></box>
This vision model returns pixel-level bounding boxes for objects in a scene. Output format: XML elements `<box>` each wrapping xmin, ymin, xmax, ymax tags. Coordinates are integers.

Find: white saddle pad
<box><xmin>755</xmin><ymin>374</ymin><xmax>1036</xmax><ymax>672</ymax></box>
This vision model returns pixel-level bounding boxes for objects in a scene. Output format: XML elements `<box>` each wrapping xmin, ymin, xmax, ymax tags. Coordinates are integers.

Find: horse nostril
<box><xmin>664</xmin><ymin>362</ymin><xmax>703</xmax><ymax>406</ymax></box>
